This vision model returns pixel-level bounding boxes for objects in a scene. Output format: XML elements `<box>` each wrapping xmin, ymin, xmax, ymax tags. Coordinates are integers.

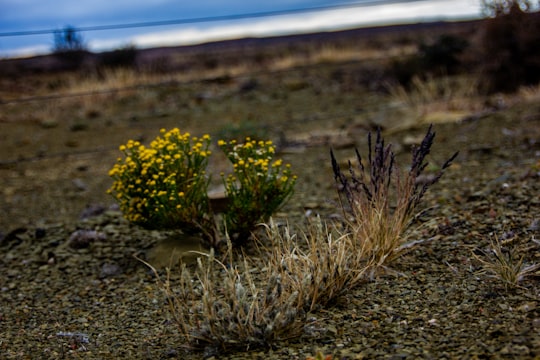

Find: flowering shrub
<box><xmin>108</xmin><ymin>129</ymin><xmax>295</xmax><ymax>247</ymax></box>
<box><xmin>218</xmin><ymin>138</ymin><xmax>297</xmax><ymax>244</ymax></box>
<box><xmin>108</xmin><ymin>128</ymin><xmax>215</xmax><ymax>239</ymax></box>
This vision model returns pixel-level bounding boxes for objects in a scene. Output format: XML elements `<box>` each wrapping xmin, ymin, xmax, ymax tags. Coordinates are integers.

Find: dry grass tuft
<box><xmin>140</xmin><ymin>243</ymin><xmax>303</xmax><ymax>355</ymax></box>
<box><xmin>331</xmin><ymin>125</ymin><xmax>458</xmax><ymax>274</ymax></box>
<box><xmin>386</xmin><ymin>75</ymin><xmax>481</xmax><ymax>120</ymax></box>
<box><xmin>473</xmin><ymin>235</ymin><xmax>540</xmax><ymax>290</ymax></box>
<box><xmin>262</xmin><ymin>217</ymin><xmax>372</xmax><ymax>312</ymax></box>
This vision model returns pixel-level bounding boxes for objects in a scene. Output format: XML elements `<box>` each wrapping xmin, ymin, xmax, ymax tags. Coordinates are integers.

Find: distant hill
<box><xmin>0</xmin><ymin>19</ymin><xmax>480</xmax><ymax>76</ymax></box>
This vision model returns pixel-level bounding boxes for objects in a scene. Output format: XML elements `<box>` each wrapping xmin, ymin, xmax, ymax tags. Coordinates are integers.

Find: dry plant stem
<box><xmin>331</xmin><ymin>125</ymin><xmax>458</xmax><ymax>269</ymax></box>
<box><xmin>473</xmin><ymin>236</ymin><xmax>540</xmax><ymax>290</ymax></box>
<box><xmin>263</xmin><ymin>218</ymin><xmax>372</xmax><ymax>312</ymax></box>
<box><xmin>139</xmin><ymin>243</ymin><xmax>303</xmax><ymax>354</ymax></box>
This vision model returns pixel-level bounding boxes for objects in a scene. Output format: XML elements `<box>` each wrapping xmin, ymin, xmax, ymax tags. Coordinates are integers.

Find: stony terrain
<box><xmin>1</xmin><ymin>22</ymin><xmax>539</xmax><ymax>359</ymax></box>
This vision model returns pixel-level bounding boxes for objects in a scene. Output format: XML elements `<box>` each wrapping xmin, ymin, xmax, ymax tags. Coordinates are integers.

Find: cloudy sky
<box><xmin>0</xmin><ymin>0</ymin><xmax>482</xmax><ymax>58</ymax></box>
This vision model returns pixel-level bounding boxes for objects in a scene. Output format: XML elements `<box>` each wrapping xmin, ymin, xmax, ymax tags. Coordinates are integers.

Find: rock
<box><xmin>99</xmin><ymin>263</ymin><xmax>122</xmax><ymax>278</ymax></box>
<box><xmin>79</xmin><ymin>204</ymin><xmax>106</xmax><ymax>219</ymax></box>
<box><xmin>72</xmin><ymin>178</ymin><xmax>87</xmax><ymax>191</ymax></box>
<box><xmin>68</xmin><ymin>230</ymin><xmax>106</xmax><ymax>249</ymax></box>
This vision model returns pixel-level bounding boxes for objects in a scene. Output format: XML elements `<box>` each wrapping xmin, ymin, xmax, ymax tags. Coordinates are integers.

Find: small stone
<box><xmin>35</xmin><ymin>228</ymin><xmax>46</xmax><ymax>239</ymax></box>
<box><xmin>72</xmin><ymin>178</ymin><xmax>87</xmax><ymax>191</ymax></box>
<box><xmin>68</xmin><ymin>230</ymin><xmax>106</xmax><ymax>249</ymax></box>
<box><xmin>100</xmin><ymin>263</ymin><xmax>122</xmax><ymax>278</ymax></box>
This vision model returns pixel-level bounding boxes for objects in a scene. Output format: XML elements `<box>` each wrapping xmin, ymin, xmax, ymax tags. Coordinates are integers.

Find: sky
<box><xmin>0</xmin><ymin>0</ymin><xmax>483</xmax><ymax>58</ymax></box>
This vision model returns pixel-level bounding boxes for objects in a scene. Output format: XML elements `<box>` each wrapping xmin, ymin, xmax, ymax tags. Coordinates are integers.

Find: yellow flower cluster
<box><xmin>108</xmin><ymin>130</ymin><xmax>297</xmax><ymax>245</ymax></box>
<box><xmin>218</xmin><ymin>137</ymin><xmax>297</xmax><ymax>241</ymax></box>
<box><xmin>219</xmin><ymin>137</ymin><xmax>283</xmax><ymax>177</ymax></box>
<box><xmin>108</xmin><ymin>128</ymin><xmax>211</xmax><ymax>229</ymax></box>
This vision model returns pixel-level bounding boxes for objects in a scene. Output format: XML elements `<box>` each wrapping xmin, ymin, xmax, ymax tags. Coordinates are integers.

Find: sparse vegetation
<box><xmin>473</xmin><ymin>235</ymin><xmax>540</xmax><ymax>290</ymax></box>
<box><xmin>141</xmin><ymin>244</ymin><xmax>304</xmax><ymax>354</ymax></box>
<box><xmin>479</xmin><ymin>0</ymin><xmax>540</xmax><ymax>92</ymax></box>
<box><xmin>219</xmin><ymin>138</ymin><xmax>296</xmax><ymax>245</ymax></box>
<box><xmin>108</xmin><ymin>129</ymin><xmax>295</xmax><ymax>247</ymax></box>
<box><xmin>53</xmin><ymin>26</ymin><xmax>86</xmax><ymax>53</ymax></box>
<box><xmin>263</xmin><ymin>217</ymin><xmax>372</xmax><ymax>312</ymax></box>
<box><xmin>388</xmin><ymin>34</ymin><xmax>470</xmax><ymax>87</ymax></box>
<box><xmin>386</xmin><ymin>74</ymin><xmax>481</xmax><ymax>118</ymax></box>
<box><xmin>2</xmin><ymin>17</ymin><xmax>540</xmax><ymax>360</ymax></box>
<box><xmin>98</xmin><ymin>45</ymin><xmax>138</xmax><ymax>69</ymax></box>
<box><xmin>331</xmin><ymin>125</ymin><xmax>458</xmax><ymax>273</ymax></box>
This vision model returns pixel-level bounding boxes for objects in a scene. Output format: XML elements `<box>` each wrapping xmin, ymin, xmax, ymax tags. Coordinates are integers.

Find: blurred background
<box><xmin>1</xmin><ymin>0</ymin><xmax>483</xmax><ymax>58</ymax></box>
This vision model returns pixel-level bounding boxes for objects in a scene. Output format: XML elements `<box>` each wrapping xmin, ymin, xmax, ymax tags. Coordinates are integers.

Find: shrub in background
<box><xmin>387</xmin><ymin>34</ymin><xmax>469</xmax><ymax>87</ymax></box>
<box><xmin>418</xmin><ymin>34</ymin><xmax>469</xmax><ymax>76</ymax></box>
<box><xmin>53</xmin><ymin>26</ymin><xmax>86</xmax><ymax>53</ymax></box>
<box><xmin>98</xmin><ymin>45</ymin><xmax>138</xmax><ymax>69</ymax></box>
<box><xmin>52</xmin><ymin>26</ymin><xmax>89</xmax><ymax>70</ymax></box>
<box><xmin>479</xmin><ymin>1</ymin><xmax>540</xmax><ymax>92</ymax></box>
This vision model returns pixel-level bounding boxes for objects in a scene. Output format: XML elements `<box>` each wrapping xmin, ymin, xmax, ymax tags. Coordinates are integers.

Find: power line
<box><xmin>0</xmin><ymin>1</ymin><xmax>386</xmax><ymax>37</ymax></box>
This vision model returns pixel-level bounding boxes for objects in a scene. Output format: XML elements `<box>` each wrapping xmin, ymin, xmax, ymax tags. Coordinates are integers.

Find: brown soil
<box><xmin>1</xmin><ymin>24</ymin><xmax>539</xmax><ymax>359</ymax></box>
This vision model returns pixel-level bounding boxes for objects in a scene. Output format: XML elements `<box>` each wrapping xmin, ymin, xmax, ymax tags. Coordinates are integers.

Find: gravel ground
<box><xmin>1</xmin><ymin>97</ymin><xmax>540</xmax><ymax>359</ymax></box>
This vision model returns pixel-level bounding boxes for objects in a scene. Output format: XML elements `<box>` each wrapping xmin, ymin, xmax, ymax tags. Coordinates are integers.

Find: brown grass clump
<box><xmin>387</xmin><ymin>75</ymin><xmax>481</xmax><ymax>117</ymax></box>
<box><xmin>140</xmin><ymin>244</ymin><xmax>303</xmax><ymax>355</ymax></box>
<box><xmin>262</xmin><ymin>217</ymin><xmax>372</xmax><ymax>312</ymax></box>
<box><xmin>473</xmin><ymin>235</ymin><xmax>540</xmax><ymax>290</ymax></box>
<box><xmin>331</xmin><ymin>125</ymin><xmax>458</xmax><ymax>274</ymax></box>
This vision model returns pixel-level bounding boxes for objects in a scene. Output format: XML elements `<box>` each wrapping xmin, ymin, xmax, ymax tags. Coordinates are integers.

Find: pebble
<box><xmin>68</xmin><ymin>230</ymin><xmax>106</xmax><ymax>249</ymax></box>
<box><xmin>100</xmin><ymin>263</ymin><xmax>122</xmax><ymax>278</ymax></box>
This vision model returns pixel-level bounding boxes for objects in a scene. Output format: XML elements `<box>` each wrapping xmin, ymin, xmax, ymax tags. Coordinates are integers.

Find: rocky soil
<box><xmin>1</xmin><ymin>45</ymin><xmax>539</xmax><ymax>358</ymax></box>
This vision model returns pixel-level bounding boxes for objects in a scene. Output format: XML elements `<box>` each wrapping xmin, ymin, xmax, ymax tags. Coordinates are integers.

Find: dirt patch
<box><xmin>1</xmin><ymin>41</ymin><xmax>539</xmax><ymax>358</ymax></box>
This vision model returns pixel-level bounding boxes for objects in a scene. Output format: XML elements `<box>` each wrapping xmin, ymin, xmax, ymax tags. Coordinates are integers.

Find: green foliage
<box><xmin>219</xmin><ymin>138</ymin><xmax>296</xmax><ymax>244</ymax></box>
<box><xmin>108</xmin><ymin>129</ymin><xmax>295</xmax><ymax>247</ymax></box>
<box><xmin>108</xmin><ymin>129</ymin><xmax>214</xmax><ymax>238</ymax></box>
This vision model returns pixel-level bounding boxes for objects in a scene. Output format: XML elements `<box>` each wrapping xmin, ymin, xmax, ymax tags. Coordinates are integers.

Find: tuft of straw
<box><xmin>262</xmin><ymin>217</ymin><xmax>373</xmax><ymax>312</ymax></box>
<box><xmin>331</xmin><ymin>125</ymin><xmax>458</xmax><ymax>272</ymax></box>
<box><xmin>140</xmin><ymin>242</ymin><xmax>303</xmax><ymax>355</ymax></box>
<box><xmin>473</xmin><ymin>235</ymin><xmax>540</xmax><ymax>290</ymax></box>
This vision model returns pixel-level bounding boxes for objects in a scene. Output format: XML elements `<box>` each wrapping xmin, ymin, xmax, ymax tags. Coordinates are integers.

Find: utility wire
<box><xmin>0</xmin><ymin>1</ymin><xmax>387</xmax><ymax>37</ymax></box>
